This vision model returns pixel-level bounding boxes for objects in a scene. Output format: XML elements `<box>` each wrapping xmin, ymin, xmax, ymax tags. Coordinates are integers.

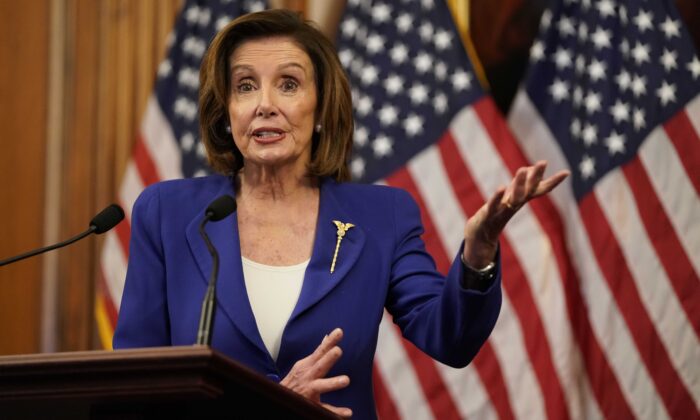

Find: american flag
<box><xmin>97</xmin><ymin>0</ymin><xmax>700</xmax><ymax>419</ymax></box>
<box><xmin>340</xmin><ymin>0</ymin><xmax>700</xmax><ymax>419</ymax></box>
<box><xmin>504</xmin><ymin>0</ymin><xmax>700</xmax><ymax>418</ymax></box>
<box><xmin>337</xmin><ymin>0</ymin><xmax>542</xmax><ymax>418</ymax></box>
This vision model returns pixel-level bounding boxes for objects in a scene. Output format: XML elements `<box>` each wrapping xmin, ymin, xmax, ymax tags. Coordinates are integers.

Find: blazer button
<box><xmin>266</xmin><ymin>373</ymin><xmax>280</xmax><ymax>382</ymax></box>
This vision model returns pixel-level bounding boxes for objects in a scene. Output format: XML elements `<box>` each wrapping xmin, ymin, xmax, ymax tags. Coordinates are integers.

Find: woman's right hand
<box><xmin>280</xmin><ymin>328</ymin><xmax>352</xmax><ymax>418</ymax></box>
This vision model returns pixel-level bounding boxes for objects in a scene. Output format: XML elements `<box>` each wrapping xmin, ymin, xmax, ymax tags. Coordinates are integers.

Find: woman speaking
<box><xmin>113</xmin><ymin>9</ymin><xmax>568</xmax><ymax>419</ymax></box>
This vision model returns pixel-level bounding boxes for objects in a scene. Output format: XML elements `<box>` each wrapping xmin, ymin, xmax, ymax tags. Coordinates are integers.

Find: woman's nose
<box><xmin>255</xmin><ymin>88</ymin><xmax>278</xmax><ymax>118</ymax></box>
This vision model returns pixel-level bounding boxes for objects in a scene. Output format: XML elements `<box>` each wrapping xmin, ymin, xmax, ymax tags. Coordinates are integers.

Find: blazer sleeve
<box><xmin>112</xmin><ymin>185</ymin><xmax>171</xmax><ymax>348</ymax></box>
<box><xmin>384</xmin><ymin>188</ymin><xmax>502</xmax><ymax>368</ymax></box>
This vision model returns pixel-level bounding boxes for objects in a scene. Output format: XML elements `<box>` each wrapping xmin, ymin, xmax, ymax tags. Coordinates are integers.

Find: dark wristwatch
<box><xmin>461</xmin><ymin>256</ymin><xmax>497</xmax><ymax>290</ymax></box>
<box><xmin>468</xmin><ymin>260</ymin><xmax>496</xmax><ymax>279</ymax></box>
<box><xmin>472</xmin><ymin>261</ymin><xmax>495</xmax><ymax>275</ymax></box>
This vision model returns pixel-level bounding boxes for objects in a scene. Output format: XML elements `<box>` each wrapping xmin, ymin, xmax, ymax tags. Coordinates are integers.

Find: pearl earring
<box><xmin>225</xmin><ymin>125</ymin><xmax>231</xmax><ymax>133</ymax></box>
<box><xmin>315</xmin><ymin>124</ymin><xmax>322</xmax><ymax>133</ymax></box>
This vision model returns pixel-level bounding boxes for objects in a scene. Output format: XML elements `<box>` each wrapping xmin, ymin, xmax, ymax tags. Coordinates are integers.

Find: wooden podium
<box><xmin>0</xmin><ymin>346</ymin><xmax>340</xmax><ymax>419</ymax></box>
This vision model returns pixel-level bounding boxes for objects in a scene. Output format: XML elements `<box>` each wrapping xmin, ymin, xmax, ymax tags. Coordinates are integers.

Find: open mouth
<box><xmin>252</xmin><ymin>127</ymin><xmax>285</xmax><ymax>142</ymax></box>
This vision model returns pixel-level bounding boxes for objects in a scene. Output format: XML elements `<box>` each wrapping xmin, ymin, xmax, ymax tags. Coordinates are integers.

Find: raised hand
<box><xmin>280</xmin><ymin>328</ymin><xmax>352</xmax><ymax>418</ymax></box>
<box><xmin>462</xmin><ymin>160</ymin><xmax>570</xmax><ymax>269</ymax></box>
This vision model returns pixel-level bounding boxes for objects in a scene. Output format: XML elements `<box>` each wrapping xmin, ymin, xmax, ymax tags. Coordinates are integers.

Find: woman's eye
<box><xmin>281</xmin><ymin>79</ymin><xmax>298</xmax><ymax>92</ymax></box>
<box><xmin>236</xmin><ymin>81</ymin><xmax>255</xmax><ymax>92</ymax></box>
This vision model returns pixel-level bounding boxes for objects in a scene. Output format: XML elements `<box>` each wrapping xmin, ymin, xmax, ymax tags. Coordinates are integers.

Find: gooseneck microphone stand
<box><xmin>195</xmin><ymin>195</ymin><xmax>237</xmax><ymax>346</ymax></box>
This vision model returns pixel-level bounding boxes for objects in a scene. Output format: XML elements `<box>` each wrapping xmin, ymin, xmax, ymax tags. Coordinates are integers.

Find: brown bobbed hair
<box><xmin>199</xmin><ymin>9</ymin><xmax>354</xmax><ymax>182</ymax></box>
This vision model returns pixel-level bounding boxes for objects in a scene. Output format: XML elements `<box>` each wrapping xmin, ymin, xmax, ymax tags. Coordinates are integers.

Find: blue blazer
<box><xmin>114</xmin><ymin>175</ymin><xmax>502</xmax><ymax>419</ymax></box>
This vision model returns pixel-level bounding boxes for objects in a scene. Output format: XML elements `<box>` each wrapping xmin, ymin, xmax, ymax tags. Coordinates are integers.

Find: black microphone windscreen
<box><xmin>206</xmin><ymin>195</ymin><xmax>237</xmax><ymax>222</ymax></box>
<box><xmin>90</xmin><ymin>204</ymin><xmax>125</xmax><ymax>234</ymax></box>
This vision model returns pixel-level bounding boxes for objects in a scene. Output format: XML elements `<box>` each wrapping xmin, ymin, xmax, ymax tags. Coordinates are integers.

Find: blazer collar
<box><xmin>289</xmin><ymin>178</ymin><xmax>365</xmax><ymax>322</ymax></box>
<box><xmin>185</xmin><ymin>178</ymin><xmax>366</xmax><ymax>354</ymax></box>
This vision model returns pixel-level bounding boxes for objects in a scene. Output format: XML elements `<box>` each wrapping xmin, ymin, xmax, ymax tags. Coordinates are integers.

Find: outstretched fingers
<box><xmin>503</xmin><ymin>167</ymin><xmax>528</xmax><ymax>207</ymax></box>
<box><xmin>486</xmin><ymin>187</ymin><xmax>506</xmax><ymax>216</ymax></box>
<box><xmin>280</xmin><ymin>328</ymin><xmax>351</xmax><ymax>416</ymax></box>
<box><xmin>502</xmin><ymin>161</ymin><xmax>569</xmax><ymax>207</ymax></box>
<box><xmin>308</xmin><ymin>328</ymin><xmax>343</xmax><ymax>364</ymax></box>
<box><xmin>533</xmin><ymin>169</ymin><xmax>570</xmax><ymax>198</ymax></box>
<box><xmin>312</xmin><ymin>375</ymin><xmax>350</xmax><ymax>394</ymax></box>
<box><xmin>464</xmin><ymin>160</ymin><xmax>569</xmax><ymax>266</ymax></box>
<box><xmin>524</xmin><ymin>161</ymin><xmax>547</xmax><ymax>198</ymax></box>
<box><xmin>310</xmin><ymin>342</ymin><xmax>344</xmax><ymax>379</ymax></box>
<box><xmin>322</xmin><ymin>402</ymin><xmax>353</xmax><ymax>418</ymax></box>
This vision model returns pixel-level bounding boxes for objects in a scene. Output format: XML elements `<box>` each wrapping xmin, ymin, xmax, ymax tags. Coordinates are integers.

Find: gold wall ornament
<box><xmin>330</xmin><ymin>220</ymin><xmax>355</xmax><ymax>273</ymax></box>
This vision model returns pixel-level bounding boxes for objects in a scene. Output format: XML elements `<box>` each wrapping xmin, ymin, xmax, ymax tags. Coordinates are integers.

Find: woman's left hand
<box><xmin>462</xmin><ymin>160</ymin><xmax>570</xmax><ymax>269</ymax></box>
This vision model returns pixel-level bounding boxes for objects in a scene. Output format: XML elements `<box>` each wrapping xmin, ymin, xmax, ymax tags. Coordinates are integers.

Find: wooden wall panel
<box><xmin>0</xmin><ymin>0</ymin><xmax>49</xmax><ymax>354</ymax></box>
<box><xmin>57</xmin><ymin>0</ymin><xmax>181</xmax><ymax>351</ymax></box>
<box><xmin>57</xmin><ymin>0</ymin><xmax>101</xmax><ymax>351</ymax></box>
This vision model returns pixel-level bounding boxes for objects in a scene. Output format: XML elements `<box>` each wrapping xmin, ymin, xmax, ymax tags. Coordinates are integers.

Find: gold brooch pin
<box><xmin>330</xmin><ymin>220</ymin><xmax>355</xmax><ymax>273</ymax></box>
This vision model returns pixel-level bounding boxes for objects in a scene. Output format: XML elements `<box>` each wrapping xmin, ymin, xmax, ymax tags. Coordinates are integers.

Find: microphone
<box><xmin>90</xmin><ymin>204</ymin><xmax>126</xmax><ymax>233</ymax></box>
<box><xmin>196</xmin><ymin>195</ymin><xmax>237</xmax><ymax>346</ymax></box>
<box><xmin>205</xmin><ymin>194</ymin><xmax>237</xmax><ymax>222</ymax></box>
<box><xmin>0</xmin><ymin>204</ymin><xmax>125</xmax><ymax>267</ymax></box>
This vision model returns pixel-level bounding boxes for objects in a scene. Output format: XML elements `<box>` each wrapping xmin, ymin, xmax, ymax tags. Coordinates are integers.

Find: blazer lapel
<box><xmin>289</xmin><ymin>179</ymin><xmax>366</xmax><ymax>322</ymax></box>
<box><xmin>185</xmin><ymin>184</ymin><xmax>268</xmax><ymax>355</ymax></box>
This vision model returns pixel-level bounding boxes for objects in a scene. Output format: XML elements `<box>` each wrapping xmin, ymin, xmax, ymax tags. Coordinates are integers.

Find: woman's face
<box><xmin>228</xmin><ymin>36</ymin><xmax>318</xmax><ymax>172</ymax></box>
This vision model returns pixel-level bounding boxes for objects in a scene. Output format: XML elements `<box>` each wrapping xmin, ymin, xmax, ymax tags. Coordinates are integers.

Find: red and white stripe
<box><xmin>99</xmin><ymin>96</ymin><xmax>182</xmax><ymax>338</ymax></box>
<box><xmin>370</xmin><ymin>92</ymin><xmax>699</xmax><ymax>419</ymax></box>
<box><xmin>507</xmin><ymin>92</ymin><xmax>700</xmax><ymax>418</ymax></box>
<box><xmin>375</xmin><ymin>97</ymin><xmax>598</xmax><ymax>419</ymax></box>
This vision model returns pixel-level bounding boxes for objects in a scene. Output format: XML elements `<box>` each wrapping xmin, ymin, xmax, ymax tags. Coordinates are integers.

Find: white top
<box><xmin>242</xmin><ymin>256</ymin><xmax>308</xmax><ymax>361</ymax></box>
